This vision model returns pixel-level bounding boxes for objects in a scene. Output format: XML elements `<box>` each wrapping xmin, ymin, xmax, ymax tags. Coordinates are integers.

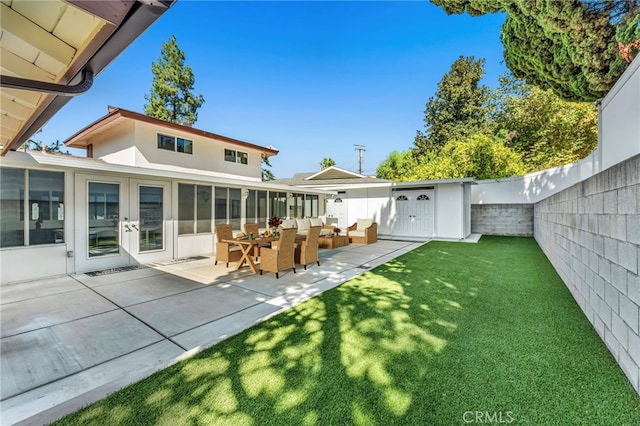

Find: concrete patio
<box><xmin>0</xmin><ymin>240</ymin><xmax>423</xmax><ymax>425</ymax></box>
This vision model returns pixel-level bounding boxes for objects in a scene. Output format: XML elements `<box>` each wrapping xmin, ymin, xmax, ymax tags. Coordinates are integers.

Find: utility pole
<box><xmin>354</xmin><ymin>144</ymin><xmax>366</xmax><ymax>175</ymax></box>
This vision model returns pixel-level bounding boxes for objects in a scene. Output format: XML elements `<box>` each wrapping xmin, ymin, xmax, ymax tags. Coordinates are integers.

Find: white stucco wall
<box><xmin>600</xmin><ymin>54</ymin><xmax>640</xmax><ymax>171</ymax></box>
<box><xmin>176</xmin><ymin>234</ymin><xmax>214</xmax><ymax>258</ymax></box>
<box><xmin>133</xmin><ymin>122</ymin><xmax>264</xmax><ymax>181</ymax></box>
<box><xmin>436</xmin><ymin>184</ymin><xmax>464</xmax><ymax>239</ymax></box>
<box><xmin>472</xmin><ymin>150</ymin><xmax>598</xmax><ymax>205</ymax></box>
<box><xmin>1</xmin><ymin>245</ymin><xmax>68</xmax><ymax>283</ymax></box>
<box><xmin>92</xmin><ymin>121</ymin><xmax>136</xmax><ymax>166</ymax></box>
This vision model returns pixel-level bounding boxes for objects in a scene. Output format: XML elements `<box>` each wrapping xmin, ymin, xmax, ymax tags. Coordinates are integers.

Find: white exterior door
<box><xmin>75</xmin><ymin>174</ymin><xmax>172</xmax><ymax>272</ymax></box>
<box><xmin>392</xmin><ymin>190</ymin><xmax>434</xmax><ymax>238</ymax></box>
<box><xmin>129</xmin><ymin>179</ymin><xmax>173</xmax><ymax>264</ymax></box>
<box><xmin>325</xmin><ymin>196</ymin><xmax>347</xmax><ymax>229</ymax></box>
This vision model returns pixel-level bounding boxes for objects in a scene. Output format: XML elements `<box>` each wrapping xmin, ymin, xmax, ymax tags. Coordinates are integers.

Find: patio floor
<box><xmin>0</xmin><ymin>240</ymin><xmax>423</xmax><ymax>425</ymax></box>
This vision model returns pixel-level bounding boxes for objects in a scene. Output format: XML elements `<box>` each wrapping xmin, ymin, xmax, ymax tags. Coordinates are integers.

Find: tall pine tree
<box><xmin>144</xmin><ymin>35</ymin><xmax>205</xmax><ymax>124</ymax></box>
<box><xmin>430</xmin><ymin>0</ymin><xmax>640</xmax><ymax>101</ymax></box>
<box><xmin>414</xmin><ymin>56</ymin><xmax>488</xmax><ymax>156</ymax></box>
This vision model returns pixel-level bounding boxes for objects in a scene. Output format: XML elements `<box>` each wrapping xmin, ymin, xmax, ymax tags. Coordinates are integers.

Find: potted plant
<box><xmin>333</xmin><ymin>227</ymin><xmax>341</xmax><ymax>236</ymax></box>
<box><xmin>268</xmin><ymin>215</ymin><xmax>282</xmax><ymax>238</ymax></box>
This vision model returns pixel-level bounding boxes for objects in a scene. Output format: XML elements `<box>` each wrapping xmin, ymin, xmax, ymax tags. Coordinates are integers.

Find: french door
<box><xmin>392</xmin><ymin>189</ymin><xmax>434</xmax><ymax>238</ymax></box>
<box><xmin>75</xmin><ymin>174</ymin><xmax>172</xmax><ymax>272</ymax></box>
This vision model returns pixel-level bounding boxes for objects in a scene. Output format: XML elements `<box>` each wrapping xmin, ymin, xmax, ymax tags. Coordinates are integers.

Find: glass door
<box><xmin>129</xmin><ymin>179</ymin><xmax>172</xmax><ymax>263</ymax></box>
<box><xmin>88</xmin><ymin>182</ymin><xmax>120</xmax><ymax>257</ymax></box>
<box><xmin>75</xmin><ymin>174</ymin><xmax>131</xmax><ymax>272</ymax></box>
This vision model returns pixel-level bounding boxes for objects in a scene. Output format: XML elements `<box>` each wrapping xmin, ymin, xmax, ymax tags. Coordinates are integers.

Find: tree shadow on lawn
<box><xmin>57</xmin><ymin>238</ymin><xmax>639</xmax><ymax>425</ymax></box>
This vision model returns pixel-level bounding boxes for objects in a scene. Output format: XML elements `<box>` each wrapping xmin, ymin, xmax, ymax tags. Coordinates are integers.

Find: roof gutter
<box><xmin>0</xmin><ymin>0</ymin><xmax>175</xmax><ymax>156</ymax></box>
<box><xmin>0</xmin><ymin>69</ymin><xmax>94</xmax><ymax>96</ymax></box>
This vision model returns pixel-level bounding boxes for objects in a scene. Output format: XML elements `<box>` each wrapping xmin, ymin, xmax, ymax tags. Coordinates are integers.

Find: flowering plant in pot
<box><xmin>333</xmin><ymin>227</ymin><xmax>341</xmax><ymax>236</ymax></box>
<box><xmin>268</xmin><ymin>216</ymin><xmax>282</xmax><ymax>238</ymax></box>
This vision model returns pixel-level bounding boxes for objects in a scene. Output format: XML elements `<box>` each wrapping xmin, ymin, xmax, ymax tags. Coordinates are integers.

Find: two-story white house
<box><xmin>0</xmin><ymin>107</ymin><xmax>331</xmax><ymax>283</ymax></box>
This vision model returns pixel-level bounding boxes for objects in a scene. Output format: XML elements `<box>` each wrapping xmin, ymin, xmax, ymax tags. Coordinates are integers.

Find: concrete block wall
<box><xmin>534</xmin><ymin>154</ymin><xmax>640</xmax><ymax>393</ymax></box>
<box><xmin>471</xmin><ymin>204</ymin><xmax>533</xmax><ymax>236</ymax></box>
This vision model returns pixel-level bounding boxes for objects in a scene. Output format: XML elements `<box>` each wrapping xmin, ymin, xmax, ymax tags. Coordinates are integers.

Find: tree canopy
<box><xmin>377</xmin><ymin>58</ymin><xmax>598</xmax><ymax>181</ymax></box>
<box><xmin>261</xmin><ymin>154</ymin><xmax>275</xmax><ymax>181</ymax></box>
<box><xmin>430</xmin><ymin>0</ymin><xmax>640</xmax><ymax>101</ymax></box>
<box><xmin>144</xmin><ymin>35</ymin><xmax>205</xmax><ymax>124</ymax></box>
<box><xmin>414</xmin><ymin>56</ymin><xmax>488</xmax><ymax>155</ymax></box>
<box><xmin>490</xmin><ymin>74</ymin><xmax>598</xmax><ymax>171</ymax></box>
<box><xmin>320</xmin><ymin>158</ymin><xmax>336</xmax><ymax>169</ymax></box>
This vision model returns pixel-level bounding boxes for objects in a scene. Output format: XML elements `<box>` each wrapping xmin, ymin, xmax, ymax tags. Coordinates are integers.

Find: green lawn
<box><xmin>55</xmin><ymin>237</ymin><xmax>639</xmax><ymax>425</ymax></box>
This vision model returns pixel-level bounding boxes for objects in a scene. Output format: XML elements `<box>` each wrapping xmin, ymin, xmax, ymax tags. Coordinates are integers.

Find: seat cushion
<box><xmin>357</xmin><ymin>219</ymin><xmax>374</xmax><ymax>230</ymax></box>
<box><xmin>310</xmin><ymin>218</ymin><xmax>323</xmax><ymax>227</ymax></box>
<box><xmin>296</xmin><ymin>218</ymin><xmax>311</xmax><ymax>231</ymax></box>
<box><xmin>349</xmin><ymin>230</ymin><xmax>366</xmax><ymax>237</ymax></box>
<box><xmin>281</xmin><ymin>219</ymin><xmax>298</xmax><ymax>229</ymax></box>
<box><xmin>320</xmin><ymin>229</ymin><xmax>333</xmax><ymax>236</ymax></box>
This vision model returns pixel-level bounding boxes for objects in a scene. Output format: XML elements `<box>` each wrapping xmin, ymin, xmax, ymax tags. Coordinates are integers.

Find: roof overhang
<box><xmin>0</xmin><ymin>0</ymin><xmax>175</xmax><ymax>156</ymax></box>
<box><xmin>305</xmin><ymin>166</ymin><xmax>364</xmax><ymax>180</ymax></box>
<box><xmin>0</xmin><ymin>150</ymin><xmax>334</xmax><ymax>195</ymax></box>
<box><xmin>391</xmin><ymin>177</ymin><xmax>477</xmax><ymax>189</ymax></box>
<box><xmin>63</xmin><ymin>106</ymin><xmax>280</xmax><ymax>156</ymax></box>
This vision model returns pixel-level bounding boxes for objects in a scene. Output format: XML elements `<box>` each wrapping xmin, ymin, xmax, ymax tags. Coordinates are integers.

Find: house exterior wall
<box><xmin>91</xmin><ymin>121</ymin><xmax>136</xmax><ymax>166</ymax></box>
<box><xmin>534</xmin><ymin>154</ymin><xmax>640</xmax><ymax>393</ymax></box>
<box><xmin>340</xmin><ymin>187</ymin><xmax>391</xmax><ymax>232</ymax></box>
<box><xmin>0</xmin><ymin>151</ymin><xmax>328</xmax><ymax>283</ymax></box>
<box><xmin>471</xmin><ymin>204</ymin><xmax>533</xmax><ymax>236</ymax></box>
<box><xmin>131</xmin><ymin>121</ymin><xmax>263</xmax><ymax>181</ymax></box>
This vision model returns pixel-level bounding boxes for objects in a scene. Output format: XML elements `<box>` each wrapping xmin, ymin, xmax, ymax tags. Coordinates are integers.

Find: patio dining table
<box><xmin>222</xmin><ymin>237</ymin><xmax>273</xmax><ymax>274</ymax></box>
<box><xmin>223</xmin><ymin>234</ymin><xmax>307</xmax><ymax>274</ymax></box>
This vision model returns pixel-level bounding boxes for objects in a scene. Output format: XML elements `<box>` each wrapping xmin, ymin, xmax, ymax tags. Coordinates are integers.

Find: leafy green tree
<box><xmin>144</xmin><ymin>35</ymin><xmax>205</xmax><ymax>124</ymax></box>
<box><xmin>490</xmin><ymin>73</ymin><xmax>598</xmax><ymax>171</ymax></box>
<box><xmin>415</xmin><ymin>56</ymin><xmax>489</xmax><ymax>155</ymax></box>
<box><xmin>414</xmin><ymin>134</ymin><xmax>525</xmax><ymax>180</ymax></box>
<box><xmin>21</xmin><ymin>135</ymin><xmax>69</xmax><ymax>154</ymax></box>
<box><xmin>320</xmin><ymin>158</ymin><xmax>336</xmax><ymax>169</ymax></box>
<box><xmin>430</xmin><ymin>0</ymin><xmax>640</xmax><ymax>101</ymax></box>
<box><xmin>378</xmin><ymin>135</ymin><xmax>524</xmax><ymax>181</ymax></box>
<box><xmin>262</xmin><ymin>154</ymin><xmax>275</xmax><ymax>181</ymax></box>
<box><xmin>376</xmin><ymin>150</ymin><xmax>418</xmax><ymax>181</ymax></box>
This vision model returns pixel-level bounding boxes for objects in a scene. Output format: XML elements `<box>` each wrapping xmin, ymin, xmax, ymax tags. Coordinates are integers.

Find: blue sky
<box><xmin>39</xmin><ymin>1</ymin><xmax>507</xmax><ymax>178</ymax></box>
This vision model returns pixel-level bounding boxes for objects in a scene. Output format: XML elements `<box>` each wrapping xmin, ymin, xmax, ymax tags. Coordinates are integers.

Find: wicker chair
<box><xmin>347</xmin><ymin>219</ymin><xmax>378</xmax><ymax>244</ymax></box>
<box><xmin>259</xmin><ymin>228</ymin><xmax>297</xmax><ymax>279</ymax></box>
<box><xmin>214</xmin><ymin>224</ymin><xmax>242</xmax><ymax>267</ymax></box>
<box><xmin>295</xmin><ymin>225</ymin><xmax>321</xmax><ymax>270</ymax></box>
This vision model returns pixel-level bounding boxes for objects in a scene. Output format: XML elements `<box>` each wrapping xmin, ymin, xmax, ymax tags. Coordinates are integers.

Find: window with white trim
<box><xmin>157</xmin><ymin>134</ymin><xmax>192</xmax><ymax>154</ymax></box>
<box><xmin>224</xmin><ymin>149</ymin><xmax>248</xmax><ymax>165</ymax></box>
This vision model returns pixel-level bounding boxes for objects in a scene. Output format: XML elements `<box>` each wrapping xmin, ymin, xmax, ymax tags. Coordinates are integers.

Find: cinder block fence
<box><xmin>534</xmin><ymin>154</ymin><xmax>640</xmax><ymax>392</ymax></box>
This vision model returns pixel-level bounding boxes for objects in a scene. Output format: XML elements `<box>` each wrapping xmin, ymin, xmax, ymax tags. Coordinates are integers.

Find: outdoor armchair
<box><xmin>214</xmin><ymin>224</ymin><xmax>242</xmax><ymax>267</ymax></box>
<box><xmin>347</xmin><ymin>219</ymin><xmax>378</xmax><ymax>244</ymax></box>
<box><xmin>260</xmin><ymin>227</ymin><xmax>297</xmax><ymax>278</ymax></box>
<box><xmin>295</xmin><ymin>225</ymin><xmax>321</xmax><ymax>270</ymax></box>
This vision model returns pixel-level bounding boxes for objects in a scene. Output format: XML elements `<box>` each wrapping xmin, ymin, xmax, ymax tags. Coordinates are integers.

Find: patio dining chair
<box><xmin>259</xmin><ymin>227</ymin><xmax>297</xmax><ymax>279</ymax></box>
<box><xmin>214</xmin><ymin>224</ymin><xmax>242</xmax><ymax>267</ymax></box>
<box><xmin>295</xmin><ymin>225</ymin><xmax>321</xmax><ymax>270</ymax></box>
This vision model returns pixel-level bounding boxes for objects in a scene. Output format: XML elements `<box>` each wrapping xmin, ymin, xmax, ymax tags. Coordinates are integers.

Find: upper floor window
<box><xmin>158</xmin><ymin>134</ymin><xmax>192</xmax><ymax>155</ymax></box>
<box><xmin>224</xmin><ymin>149</ymin><xmax>248</xmax><ymax>165</ymax></box>
<box><xmin>177</xmin><ymin>138</ymin><xmax>193</xmax><ymax>154</ymax></box>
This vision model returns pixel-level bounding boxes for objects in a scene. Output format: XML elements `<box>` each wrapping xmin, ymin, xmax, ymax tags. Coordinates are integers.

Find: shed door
<box><xmin>392</xmin><ymin>190</ymin><xmax>434</xmax><ymax>238</ymax></box>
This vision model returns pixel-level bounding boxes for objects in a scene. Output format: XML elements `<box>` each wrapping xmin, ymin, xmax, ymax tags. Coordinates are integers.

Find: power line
<box><xmin>354</xmin><ymin>144</ymin><xmax>366</xmax><ymax>175</ymax></box>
